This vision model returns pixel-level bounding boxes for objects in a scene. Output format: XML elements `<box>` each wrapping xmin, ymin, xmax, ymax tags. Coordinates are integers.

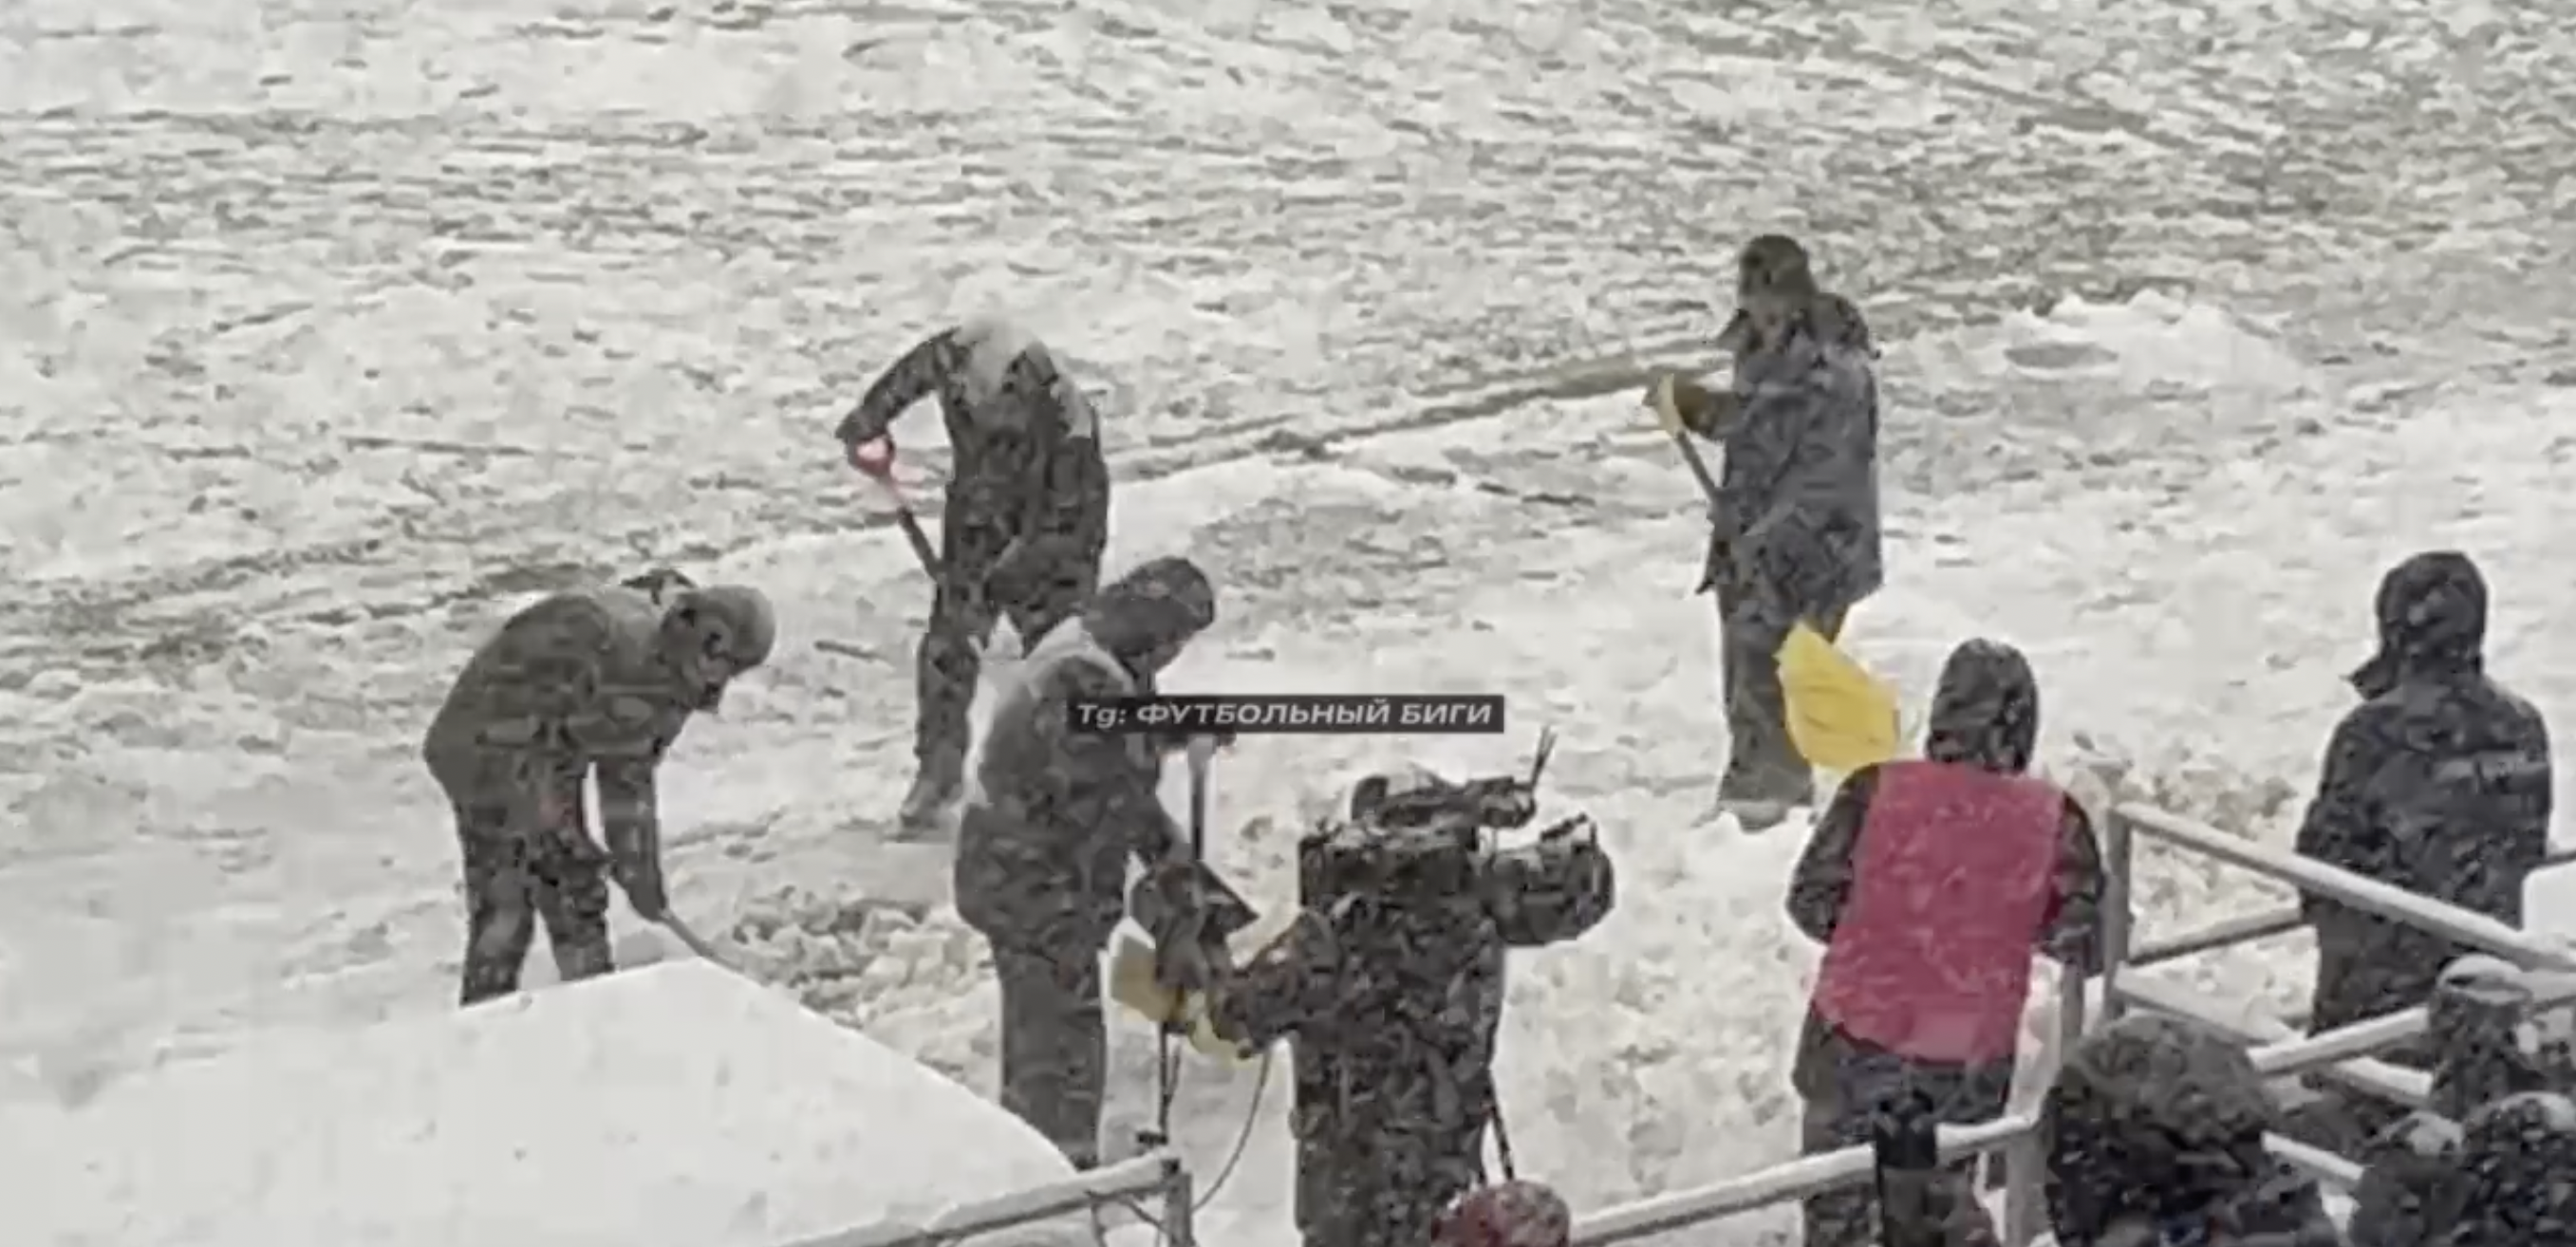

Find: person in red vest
<box><xmin>1783</xmin><ymin>638</ymin><xmax>2108</xmax><ymax>1247</ymax></box>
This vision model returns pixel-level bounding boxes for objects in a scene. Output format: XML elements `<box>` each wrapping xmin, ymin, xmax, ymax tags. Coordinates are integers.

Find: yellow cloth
<box><xmin>1107</xmin><ymin>932</ymin><xmax>1258</xmax><ymax>1063</ymax></box>
<box><xmin>1779</xmin><ymin>621</ymin><xmax>1901</xmax><ymax>772</ymax></box>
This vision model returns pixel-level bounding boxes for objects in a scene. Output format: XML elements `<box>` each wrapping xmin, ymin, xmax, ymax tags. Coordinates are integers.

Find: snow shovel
<box><xmin>1179</xmin><ymin>735</ymin><xmax>1258</xmax><ymax>940</ymax></box>
<box><xmin>872</xmin><ymin>477</ymin><xmax>942</xmax><ymax>579</ymax></box>
<box><xmin>1108</xmin><ymin>735</ymin><xmax>1260</xmax><ymax>1061</ymax></box>
<box><xmin>1779</xmin><ymin>620</ymin><xmax>1901</xmax><ymax>772</ymax></box>
<box><xmin>657</xmin><ymin>913</ymin><xmax>746</xmax><ymax>976</ymax></box>
<box><xmin>1644</xmin><ymin>373</ymin><xmax>1726</xmax><ymax>505</ymax></box>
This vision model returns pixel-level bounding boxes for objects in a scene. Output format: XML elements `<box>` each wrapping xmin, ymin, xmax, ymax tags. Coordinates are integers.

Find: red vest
<box><xmin>1812</xmin><ymin>760</ymin><xmax>2066</xmax><ymax>1064</ymax></box>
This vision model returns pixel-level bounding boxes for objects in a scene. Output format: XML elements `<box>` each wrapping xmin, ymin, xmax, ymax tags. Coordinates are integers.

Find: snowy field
<box><xmin>8</xmin><ymin>0</ymin><xmax>2576</xmax><ymax>1242</ymax></box>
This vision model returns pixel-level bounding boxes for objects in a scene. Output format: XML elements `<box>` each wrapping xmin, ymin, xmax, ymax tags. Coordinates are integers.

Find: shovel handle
<box><xmin>659</xmin><ymin>915</ymin><xmax>739</xmax><ymax>974</ymax></box>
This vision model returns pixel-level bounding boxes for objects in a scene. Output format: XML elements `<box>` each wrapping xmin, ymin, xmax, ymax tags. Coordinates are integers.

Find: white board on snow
<box><xmin>0</xmin><ymin>960</ymin><xmax>1082</xmax><ymax>1247</ymax></box>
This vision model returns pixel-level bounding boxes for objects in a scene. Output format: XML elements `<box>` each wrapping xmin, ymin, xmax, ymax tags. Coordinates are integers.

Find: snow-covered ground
<box><xmin>3</xmin><ymin>959</ymin><xmax>1097</xmax><ymax>1247</ymax></box>
<box><xmin>8</xmin><ymin>0</ymin><xmax>2576</xmax><ymax>1243</ymax></box>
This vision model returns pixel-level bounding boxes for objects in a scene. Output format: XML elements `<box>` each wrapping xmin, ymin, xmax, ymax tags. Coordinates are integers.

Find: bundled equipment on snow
<box><xmin>1195</xmin><ymin>733</ymin><xmax>1616</xmax><ymax>1247</ymax></box>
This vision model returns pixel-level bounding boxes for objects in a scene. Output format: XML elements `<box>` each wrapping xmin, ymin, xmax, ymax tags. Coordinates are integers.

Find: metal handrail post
<box><xmin>2099</xmin><ymin>810</ymin><xmax>2135</xmax><ymax>1023</ymax></box>
<box><xmin>1161</xmin><ymin>1152</ymin><xmax>1197</xmax><ymax>1247</ymax></box>
<box><xmin>2112</xmin><ymin>804</ymin><xmax>2576</xmax><ymax>974</ymax></box>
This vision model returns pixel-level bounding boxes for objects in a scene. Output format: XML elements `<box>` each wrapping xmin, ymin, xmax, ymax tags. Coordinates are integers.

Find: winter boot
<box><xmin>1713</xmin><ymin>774</ymin><xmax>1815</xmax><ymax>833</ymax></box>
<box><xmin>892</xmin><ymin>768</ymin><xmax>962</xmax><ymax>842</ymax></box>
<box><xmin>1717</xmin><ymin>797</ymin><xmax>1796</xmax><ymax>833</ymax></box>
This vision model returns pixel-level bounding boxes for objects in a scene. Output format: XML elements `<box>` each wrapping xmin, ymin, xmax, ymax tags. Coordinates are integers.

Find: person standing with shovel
<box><xmin>833</xmin><ymin>316</ymin><xmax>1113</xmax><ymax>838</ymax></box>
<box><xmin>1642</xmin><ymin>234</ymin><xmax>1884</xmax><ymax>831</ymax></box>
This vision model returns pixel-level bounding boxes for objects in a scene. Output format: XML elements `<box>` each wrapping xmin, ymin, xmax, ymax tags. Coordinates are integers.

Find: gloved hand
<box><xmin>1129</xmin><ymin>858</ymin><xmax>1259</xmax><ymax>947</ymax></box>
<box><xmin>614</xmin><ymin>859</ymin><xmax>670</xmax><ymax>922</ymax></box>
<box><xmin>1152</xmin><ymin>928</ymin><xmax>1229</xmax><ymax>997</ymax></box>
<box><xmin>844</xmin><ymin>435</ymin><xmax>895</xmax><ymax>479</ymax></box>
<box><xmin>1458</xmin><ymin>776</ymin><xmax>1539</xmax><ymax>829</ymax></box>
<box><xmin>1644</xmin><ymin>374</ymin><xmax>1687</xmax><ymax>438</ymax></box>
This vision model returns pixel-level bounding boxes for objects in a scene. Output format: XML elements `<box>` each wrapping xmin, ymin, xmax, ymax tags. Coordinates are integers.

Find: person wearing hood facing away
<box><xmin>1647</xmin><ymin>234</ymin><xmax>1884</xmax><ymax>829</ymax></box>
<box><xmin>952</xmin><ymin>555</ymin><xmax>1248</xmax><ymax>1168</ymax></box>
<box><xmin>2292</xmin><ymin>550</ymin><xmax>2551</xmax><ymax>1145</ymax></box>
<box><xmin>2044</xmin><ymin>1014</ymin><xmax>2342</xmax><ymax>1247</ymax></box>
<box><xmin>422</xmin><ymin>579</ymin><xmax>777</xmax><ymax>1006</ymax></box>
<box><xmin>1782</xmin><ymin>639</ymin><xmax>2105</xmax><ymax>1247</ymax></box>
<box><xmin>833</xmin><ymin>317</ymin><xmax>1114</xmax><ymax>836</ymax></box>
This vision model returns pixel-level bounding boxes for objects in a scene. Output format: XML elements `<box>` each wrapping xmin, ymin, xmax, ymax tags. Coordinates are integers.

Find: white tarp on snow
<box><xmin>0</xmin><ymin>959</ymin><xmax>1083</xmax><ymax>1247</ymax></box>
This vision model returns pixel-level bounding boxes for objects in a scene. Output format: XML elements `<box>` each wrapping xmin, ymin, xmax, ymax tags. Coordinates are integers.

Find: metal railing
<box><xmin>1570</xmin><ymin>800</ymin><xmax>2576</xmax><ymax>1247</ymax></box>
<box><xmin>781</xmin><ymin>1152</ymin><xmax>1196</xmax><ymax>1247</ymax></box>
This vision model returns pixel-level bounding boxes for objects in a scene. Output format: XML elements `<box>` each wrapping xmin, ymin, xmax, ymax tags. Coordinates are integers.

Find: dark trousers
<box><xmin>1798</xmin><ymin>1037</ymin><xmax>2008</xmax><ymax>1247</ymax></box>
<box><xmin>453</xmin><ymin>791</ymin><xmax>614</xmax><ymax>1007</ymax></box>
<box><xmin>2294</xmin><ymin>932</ymin><xmax>2441</xmax><ymax>1151</ymax></box>
<box><xmin>913</xmin><ymin>530</ymin><xmax>1094</xmax><ymax>788</ymax></box>
<box><xmin>1297</xmin><ymin>1133</ymin><xmax>1483</xmax><ymax>1247</ymax></box>
<box><xmin>990</xmin><ymin>940</ymin><xmax>1110</xmax><ymax>1168</ymax></box>
<box><xmin>1715</xmin><ymin>562</ymin><xmax>1850</xmax><ymax>803</ymax></box>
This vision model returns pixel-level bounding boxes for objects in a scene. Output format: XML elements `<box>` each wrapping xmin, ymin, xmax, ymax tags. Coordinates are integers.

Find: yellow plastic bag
<box><xmin>1107</xmin><ymin>932</ymin><xmax>1259</xmax><ymax>1064</ymax></box>
<box><xmin>1778</xmin><ymin>621</ymin><xmax>1901</xmax><ymax>772</ymax></box>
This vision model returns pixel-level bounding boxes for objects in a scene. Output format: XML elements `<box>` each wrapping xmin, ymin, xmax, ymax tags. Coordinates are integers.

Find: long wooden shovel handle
<box><xmin>1668</xmin><ymin>429</ymin><xmax>1723</xmax><ymax>507</ymax></box>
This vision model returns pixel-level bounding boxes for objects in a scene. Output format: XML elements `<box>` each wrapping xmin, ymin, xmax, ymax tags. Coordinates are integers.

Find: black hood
<box><xmin>1083</xmin><ymin>555</ymin><xmax>1216</xmax><ymax>672</ymax></box>
<box><xmin>2048</xmin><ymin>1013</ymin><xmax>2286</xmax><ymax>1228</ymax></box>
<box><xmin>2351</xmin><ymin>550</ymin><xmax>2487</xmax><ymax>698</ymax></box>
<box><xmin>1923</xmin><ymin>639</ymin><xmax>2040</xmax><ymax>774</ymax></box>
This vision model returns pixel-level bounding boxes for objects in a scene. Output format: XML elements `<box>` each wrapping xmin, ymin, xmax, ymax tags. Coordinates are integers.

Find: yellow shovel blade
<box><xmin>1778</xmin><ymin>621</ymin><xmax>1902</xmax><ymax>772</ymax></box>
<box><xmin>1107</xmin><ymin>933</ymin><xmax>1257</xmax><ymax>1064</ymax></box>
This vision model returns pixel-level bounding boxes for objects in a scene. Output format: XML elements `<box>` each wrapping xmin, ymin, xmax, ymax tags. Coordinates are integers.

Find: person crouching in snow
<box><xmin>1782</xmin><ymin>638</ymin><xmax>2106</xmax><ymax>1247</ymax></box>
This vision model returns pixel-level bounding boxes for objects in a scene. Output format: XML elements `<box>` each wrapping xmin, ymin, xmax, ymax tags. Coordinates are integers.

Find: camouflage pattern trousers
<box><xmin>914</xmin><ymin>555</ymin><xmax>1092</xmax><ymax>787</ymax></box>
<box><xmin>990</xmin><ymin>940</ymin><xmax>1110</xmax><ymax>1168</ymax></box>
<box><xmin>1713</xmin><ymin>561</ymin><xmax>1849</xmax><ymax>805</ymax></box>
<box><xmin>453</xmin><ymin>795</ymin><xmax>615</xmax><ymax>1007</ymax></box>
<box><xmin>1297</xmin><ymin>1127</ymin><xmax>1484</xmax><ymax>1247</ymax></box>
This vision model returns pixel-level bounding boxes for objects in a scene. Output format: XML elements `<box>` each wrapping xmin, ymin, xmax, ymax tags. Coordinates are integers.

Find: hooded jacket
<box><xmin>2294</xmin><ymin>551</ymin><xmax>2551</xmax><ymax>1033</ymax></box>
<box><xmin>1786</xmin><ymin>641</ymin><xmax>2105</xmax><ymax>1097</ymax></box>
<box><xmin>1697</xmin><ymin>320</ymin><xmax>1883</xmax><ymax>613</ymax></box>
<box><xmin>952</xmin><ymin>557</ymin><xmax>1217</xmax><ymax>948</ymax></box>
<box><xmin>2044</xmin><ymin>1014</ymin><xmax>2340</xmax><ymax>1247</ymax></box>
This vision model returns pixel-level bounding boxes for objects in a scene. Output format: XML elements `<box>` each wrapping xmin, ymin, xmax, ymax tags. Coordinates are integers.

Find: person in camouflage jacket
<box><xmin>1203</xmin><ymin>767</ymin><xmax>1615</xmax><ymax>1247</ymax></box>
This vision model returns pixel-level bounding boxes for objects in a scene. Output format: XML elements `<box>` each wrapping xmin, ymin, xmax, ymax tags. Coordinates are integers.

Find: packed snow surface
<box><xmin>7</xmin><ymin>0</ymin><xmax>2576</xmax><ymax>1243</ymax></box>
<box><xmin>0</xmin><ymin>959</ymin><xmax>1085</xmax><ymax>1247</ymax></box>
